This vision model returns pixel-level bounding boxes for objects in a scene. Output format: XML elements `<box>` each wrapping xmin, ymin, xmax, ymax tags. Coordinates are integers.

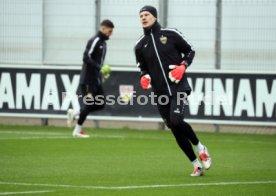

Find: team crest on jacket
<box><xmin>160</xmin><ymin>35</ymin><xmax>167</xmax><ymax>44</ymax></box>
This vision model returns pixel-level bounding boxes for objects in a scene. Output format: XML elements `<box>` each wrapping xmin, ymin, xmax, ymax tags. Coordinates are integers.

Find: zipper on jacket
<box><xmin>150</xmin><ymin>33</ymin><xmax>172</xmax><ymax>96</ymax></box>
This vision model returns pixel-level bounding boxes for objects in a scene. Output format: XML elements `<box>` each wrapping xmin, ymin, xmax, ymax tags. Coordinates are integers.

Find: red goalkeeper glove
<box><xmin>140</xmin><ymin>74</ymin><xmax>151</xmax><ymax>90</ymax></box>
<box><xmin>168</xmin><ymin>64</ymin><xmax>186</xmax><ymax>84</ymax></box>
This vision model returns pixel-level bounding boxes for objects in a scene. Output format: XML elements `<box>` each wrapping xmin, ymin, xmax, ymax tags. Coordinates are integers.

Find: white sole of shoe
<box><xmin>72</xmin><ymin>133</ymin><xmax>90</xmax><ymax>138</ymax></box>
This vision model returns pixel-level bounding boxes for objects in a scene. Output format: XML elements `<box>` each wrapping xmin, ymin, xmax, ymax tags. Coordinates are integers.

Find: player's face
<box><xmin>139</xmin><ymin>11</ymin><xmax>157</xmax><ymax>28</ymax></box>
<box><xmin>100</xmin><ymin>26</ymin><xmax>113</xmax><ymax>38</ymax></box>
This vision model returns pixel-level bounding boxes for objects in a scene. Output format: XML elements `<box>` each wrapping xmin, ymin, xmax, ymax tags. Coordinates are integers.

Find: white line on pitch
<box><xmin>0</xmin><ymin>131</ymin><xmax>66</xmax><ymax>136</ymax></box>
<box><xmin>0</xmin><ymin>134</ymin><xmax>126</xmax><ymax>140</ymax></box>
<box><xmin>0</xmin><ymin>190</ymin><xmax>55</xmax><ymax>195</ymax></box>
<box><xmin>0</xmin><ymin>136</ymin><xmax>73</xmax><ymax>140</ymax></box>
<box><xmin>0</xmin><ymin>131</ymin><xmax>275</xmax><ymax>144</ymax></box>
<box><xmin>0</xmin><ymin>181</ymin><xmax>275</xmax><ymax>190</ymax></box>
<box><xmin>208</xmin><ymin>139</ymin><xmax>276</xmax><ymax>145</ymax></box>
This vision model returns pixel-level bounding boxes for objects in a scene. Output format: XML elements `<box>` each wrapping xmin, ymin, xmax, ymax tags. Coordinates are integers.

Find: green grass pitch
<box><xmin>0</xmin><ymin>124</ymin><xmax>275</xmax><ymax>195</ymax></box>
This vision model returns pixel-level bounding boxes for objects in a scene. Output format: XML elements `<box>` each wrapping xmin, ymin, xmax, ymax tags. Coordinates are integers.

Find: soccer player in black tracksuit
<box><xmin>135</xmin><ymin>6</ymin><xmax>211</xmax><ymax>176</ymax></box>
<box><xmin>67</xmin><ymin>20</ymin><xmax>114</xmax><ymax>138</ymax></box>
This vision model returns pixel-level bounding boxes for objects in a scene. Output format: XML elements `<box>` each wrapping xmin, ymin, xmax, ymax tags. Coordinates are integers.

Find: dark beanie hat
<box><xmin>139</xmin><ymin>5</ymin><xmax>157</xmax><ymax>18</ymax></box>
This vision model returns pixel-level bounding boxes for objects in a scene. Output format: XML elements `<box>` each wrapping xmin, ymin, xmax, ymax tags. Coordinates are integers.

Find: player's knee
<box><xmin>171</xmin><ymin>128</ymin><xmax>182</xmax><ymax>139</ymax></box>
<box><xmin>170</xmin><ymin>116</ymin><xmax>184</xmax><ymax>129</ymax></box>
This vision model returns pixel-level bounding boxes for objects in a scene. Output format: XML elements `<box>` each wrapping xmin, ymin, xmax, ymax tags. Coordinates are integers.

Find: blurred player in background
<box><xmin>67</xmin><ymin>19</ymin><xmax>114</xmax><ymax>138</ymax></box>
<box><xmin>134</xmin><ymin>6</ymin><xmax>211</xmax><ymax>176</ymax></box>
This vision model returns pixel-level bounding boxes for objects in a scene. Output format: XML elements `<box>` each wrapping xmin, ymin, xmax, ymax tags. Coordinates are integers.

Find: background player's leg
<box><xmin>77</xmin><ymin>103</ymin><xmax>105</xmax><ymax>125</ymax></box>
<box><xmin>73</xmin><ymin>86</ymin><xmax>105</xmax><ymax>137</ymax></box>
<box><xmin>67</xmin><ymin>85</ymin><xmax>84</xmax><ymax>127</ymax></box>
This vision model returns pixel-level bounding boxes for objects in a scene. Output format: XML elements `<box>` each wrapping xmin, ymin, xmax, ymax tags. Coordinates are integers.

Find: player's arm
<box><xmin>134</xmin><ymin>46</ymin><xmax>151</xmax><ymax>90</ymax></box>
<box><xmin>174</xmin><ymin>30</ymin><xmax>195</xmax><ymax>67</ymax></box>
<box><xmin>168</xmin><ymin>30</ymin><xmax>195</xmax><ymax>84</ymax></box>
<box><xmin>135</xmin><ymin>46</ymin><xmax>148</xmax><ymax>77</ymax></box>
<box><xmin>83</xmin><ymin>38</ymin><xmax>100</xmax><ymax>69</ymax></box>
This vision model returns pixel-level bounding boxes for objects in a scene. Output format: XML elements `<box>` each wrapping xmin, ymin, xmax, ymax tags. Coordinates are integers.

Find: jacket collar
<box><xmin>97</xmin><ymin>31</ymin><xmax>109</xmax><ymax>41</ymax></box>
<box><xmin>143</xmin><ymin>21</ymin><xmax>161</xmax><ymax>35</ymax></box>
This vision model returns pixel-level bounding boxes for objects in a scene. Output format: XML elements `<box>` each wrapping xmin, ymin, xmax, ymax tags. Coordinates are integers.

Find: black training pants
<box><xmin>77</xmin><ymin>84</ymin><xmax>105</xmax><ymax>125</ymax></box>
<box><xmin>157</xmin><ymin>93</ymin><xmax>199</xmax><ymax>161</ymax></box>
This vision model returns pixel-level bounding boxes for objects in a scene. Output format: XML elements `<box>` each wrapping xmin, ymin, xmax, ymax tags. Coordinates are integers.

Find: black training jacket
<box><xmin>134</xmin><ymin>22</ymin><xmax>195</xmax><ymax>96</ymax></box>
<box><xmin>79</xmin><ymin>31</ymin><xmax>108</xmax><ymax>93</ymax></box>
